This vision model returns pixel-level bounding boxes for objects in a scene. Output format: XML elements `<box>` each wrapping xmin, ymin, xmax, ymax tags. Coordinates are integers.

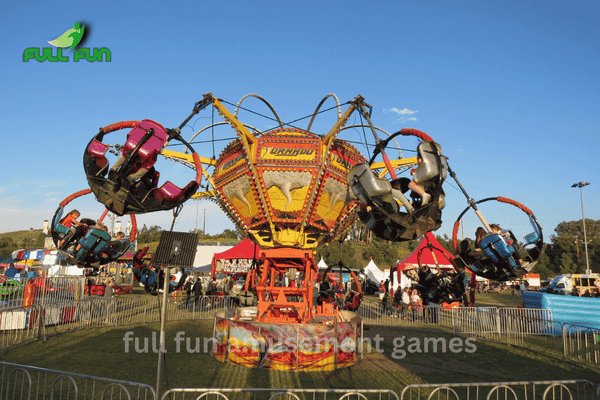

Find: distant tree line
<box><xmin>538</xmin><ymin>219</ymin><xmax>600</xmax><ymax>277</ymax></box>
<box><xmin>136</xmin><ymin>224</ymin><xmax>244</xmax><ymax>246</ymax></box>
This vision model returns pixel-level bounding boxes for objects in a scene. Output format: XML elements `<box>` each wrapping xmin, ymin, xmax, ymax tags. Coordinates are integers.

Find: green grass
<box><xmin>469</xmin><ymin>292</ymin><xmax>526</xmax><ymax>308</ymax></box>
<box><xmin>0</xmin><ymin>319</ymin><xmax>598</xmax><ymax>392</ymax></box>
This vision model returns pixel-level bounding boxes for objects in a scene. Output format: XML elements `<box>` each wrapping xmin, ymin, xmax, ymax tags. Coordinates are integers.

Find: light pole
<box><xmin>571</xmin><ymin>181</ymin><xmax>591</xmax><ymax>274</ymax></box>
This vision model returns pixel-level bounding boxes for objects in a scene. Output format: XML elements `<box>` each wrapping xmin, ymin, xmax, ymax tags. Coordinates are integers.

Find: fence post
<box><xmin>562</xmin><ymin>324</ymin><xmax>567</xmax><ymax>360</ymax></box>
<box><xmin>495</xmin><ymin>308</ymin><xmax>501</xmax><ymax>338</ymax></box>
<box><xmin>36</xmin><ymin>284</ymin><xmax>46</xmax><ymax>342</ymax></box>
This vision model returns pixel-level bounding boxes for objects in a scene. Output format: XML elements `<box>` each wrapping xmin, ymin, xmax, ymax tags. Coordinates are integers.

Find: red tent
<box><xmin>395</xmin><ymin>232</ymin><xmax>457</xmax><ymax>271</ymax></box>
<box><xmin>211</xmin><ymin>239</ymin><xmax>260</xmax><ymax>276</ymax></box>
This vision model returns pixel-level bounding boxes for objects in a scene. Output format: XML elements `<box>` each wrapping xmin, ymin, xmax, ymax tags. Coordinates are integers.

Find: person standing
<box><xmin>184</xmin><ymin>275</ymin><xmax>194</xmax><ymax>307</ymax></box>
<box><xmin>401</xmin><ymin>288</ymin><xmax>411</xmax><ymax>320</ymax></box>
<box><xmin>104</xmin><ymin>279</ymin><xmax>115</xmax><ymax>297</ymax></box>
<box><xmin>104</xmin><ymin>280</ymin><xmax>116</xmax><ymax>324</ymax></box>
<box><xmin>410</xmin><ymin>289</ymin><xmax>423</xmax><ymax>321</ymax></box>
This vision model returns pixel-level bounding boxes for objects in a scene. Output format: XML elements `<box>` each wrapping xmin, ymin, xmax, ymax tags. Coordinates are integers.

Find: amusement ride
<box><xmin>50</xmin><ymin>92</ymin><xmax>544</xmax><ymax>370</ymax></box>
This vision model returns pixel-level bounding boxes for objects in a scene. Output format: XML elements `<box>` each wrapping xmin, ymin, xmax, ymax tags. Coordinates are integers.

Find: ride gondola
<box><xmin>451</xmin><ymin>196</ymin><xmax>544</xmax><ymax>282</ymax></box>
<box><xmin>348</xmin><ymin>128</ymin><xmax>448</xmax><ymax>242</ymax></box>
<box><xmin>50</xmin><ymin>189</ymin><xmax>137</xmax><ymax>267</ymax></box>
<box><xmin>84</xmin><ymin>113</ymin><xmax>204</xmax><ymax>216</ymax></box>
<box><xmin>411</xmin><ymin>234</ymin><xmax>466</xmax><ymax>305</ymax></box>
<box><xmin>317</xmin><ymin>262</ymin><xmax>364</xmax><ymax>311</ymax></box>
<box><xmin>133</xmin><ymin>265</ymin><xmax>187</xmax><ymax>295</ymax></box>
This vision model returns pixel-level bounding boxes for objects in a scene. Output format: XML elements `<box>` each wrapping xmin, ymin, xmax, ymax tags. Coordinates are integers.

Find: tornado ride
<box><xmin>81</xmin><ymin>92</ymin><xmax>542</xmax><ymax>370</ymax></box>
<box><xmin>192</xmin><ymin>94</ymin><xmax>372</xmax><ymax>370</ymax></box>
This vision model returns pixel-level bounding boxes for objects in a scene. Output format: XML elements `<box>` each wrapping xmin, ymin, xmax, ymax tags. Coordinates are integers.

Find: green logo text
<box><xmin>23</xmin><ymin>47</ymin><xmax>111</xmax><ymax>62</ymax></box>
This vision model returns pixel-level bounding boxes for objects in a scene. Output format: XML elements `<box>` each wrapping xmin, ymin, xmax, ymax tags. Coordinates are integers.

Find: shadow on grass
<box><xmin>0</xmin><ymin>320</ymin><xmax>597</xmax><ymax>394</ymax></box>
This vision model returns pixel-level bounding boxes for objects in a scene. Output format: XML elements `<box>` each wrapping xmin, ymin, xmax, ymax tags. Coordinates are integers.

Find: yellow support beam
<box><xmin>160</xmin><ymin>148</ymin><xmax>216</xmax><ymax>188</ymax></box>
<box><xmin>372</xmin><ymin>157</ymin><xmax>418</xmax><ymax>178</ymax></box>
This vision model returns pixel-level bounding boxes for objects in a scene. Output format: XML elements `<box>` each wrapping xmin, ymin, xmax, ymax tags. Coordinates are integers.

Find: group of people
<box><xmin>181</xmin><ymin>274</ymin><xmax>224</xmax><ymax>307</ymax></box>
<box><xmin>379</xmin><ymin>280</ymin><xmax>425</xmax><ymax>321</ymax></box>
<box><xmin>570</xmin><ymin>287</ymin><xmax>600</xmax><ymax>298</ymax></box>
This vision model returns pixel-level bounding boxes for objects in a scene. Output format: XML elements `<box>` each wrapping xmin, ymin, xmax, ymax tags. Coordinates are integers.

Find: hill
<box><xmin>0</xmin><ymin>229</ymin><xmax>47</xmax><ymax>259</ymax></box>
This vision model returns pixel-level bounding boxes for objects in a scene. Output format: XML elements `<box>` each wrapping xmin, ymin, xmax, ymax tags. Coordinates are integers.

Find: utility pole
<box><xmin>571</xmin><ymin>182</ymin><xmax>591</xmax><ymax>274</ymax></box>
<box><xmin>195</xmin><ymin>202</ymin><xmax>199</xmax><ymax>233</ymax></box>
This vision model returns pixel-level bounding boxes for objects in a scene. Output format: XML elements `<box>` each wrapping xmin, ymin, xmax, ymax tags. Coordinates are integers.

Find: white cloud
<box><xmin>38</xmin><ymin>181</ymin><xmax>66</xmax><ymax>188</ymax></box>
<box><xmin>383</xmin><ymin>108</ymin><xmax>419</xmax><ymax>123</ymax></box>
<box><xmin>383</xmin><ymin>107</ymin><xmax>418</xmax><ymax>116</ymax></box>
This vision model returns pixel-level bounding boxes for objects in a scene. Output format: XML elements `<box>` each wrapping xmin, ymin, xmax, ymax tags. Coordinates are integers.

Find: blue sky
<box><xmin>1</xmin><ymin>0</ymin><xmax>598</xmax><ymax>246</ymax></box>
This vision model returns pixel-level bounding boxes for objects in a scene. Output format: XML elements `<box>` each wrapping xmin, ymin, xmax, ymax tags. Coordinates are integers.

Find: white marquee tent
<box><xmin>191</xmin><ymin>244</ymin><xmax>234</xmax><ymax>273</ymax></box>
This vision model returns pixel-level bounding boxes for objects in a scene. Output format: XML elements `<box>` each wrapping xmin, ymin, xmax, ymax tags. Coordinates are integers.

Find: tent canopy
<box><xmin>210</xmin><ymin>238</ymin><xmax>260</xmax><ymax>275</ymax></box>
<box><xmin>211</xmin><ymin>239</ymin><xmax>259</xmax><ymax>264</ymax></box>
<box><xmin>192</xmin><ymin>244</ymin><xmax>234</xmax><ymax>270</ymax></box>
<box><xmin>395</xmin><ymin>232</ymin><xmax>456</xmax><ymax>271</ymax></box>
<box><xmin>363</xmin><ymin>259</ymin><xmax>385</xmax><ymax>283</ymax></box>
<box><xmin>317</xmin><ymin>257</ymin><xmax>328</xmax><ymax>270</ymax></box>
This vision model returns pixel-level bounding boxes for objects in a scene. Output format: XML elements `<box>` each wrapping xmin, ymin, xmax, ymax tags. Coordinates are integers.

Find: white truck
<box><xmin>543</xmin><ymin>274</ymin><xmax>599</xmax><ymax>296</ymax></box>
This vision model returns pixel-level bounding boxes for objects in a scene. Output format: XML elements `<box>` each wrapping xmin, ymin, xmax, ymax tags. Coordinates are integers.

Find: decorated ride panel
<box><xmin>212</xmin><ymin>127</ymin><xmax>366</xmax><ymax>249</ymax></box>
<box><xmin>213</xmin><ymin>310</ymin><xmax>361</xmax><ymax>370</ymax></box>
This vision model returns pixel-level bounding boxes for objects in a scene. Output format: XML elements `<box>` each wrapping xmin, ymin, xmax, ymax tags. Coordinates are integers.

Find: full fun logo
<box><xmin>23</xmin><ymin>21</ymin><xmax>111</xmax><ymax>62</ymax></box>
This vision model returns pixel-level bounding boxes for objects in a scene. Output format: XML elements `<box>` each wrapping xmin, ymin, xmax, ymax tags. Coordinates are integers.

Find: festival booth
<box><xmin>85</xmin><ymin>255</ymin><xmax>136</xmax><ymax>295</ymax></box>
<box><xmin>3</xmin><ymin>249</ymin><xmax>57</xmax><ymax>278</ymax></box>
<box><xmin>210</xmin><ymin>239</ymin><xmax>259</xmax><ymax>277</ymax></box>
<box><xmin>187</xmin><ymin>243</ymin><xmax>234</xmax><ymax>274</ymax></box>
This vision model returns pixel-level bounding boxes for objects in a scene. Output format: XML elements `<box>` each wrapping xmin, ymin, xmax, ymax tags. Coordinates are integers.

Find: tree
<box><xmin>531</xmin><ymin>252</ymin><xmax>553</xmax><ymax>279</ymax></box>
<box><xmin>435</xmin><ymin>234</ymin><xmax>454</xmax><ymax>253</ymax></box>
<box><xmin>559</xmin><ymin>253</ymin><xmax>576</xmax><ymax>275</ymax></box>
<box><xmin>137</xmin><ymin>225</ymin><xmax>164</xmax><ymax>244</ymax></box>
<box><xmin>547</xmin><ymin>219</ymin><xmax>600</xmax><ymax>274</ymax></box>
<box><xmin>317</xmin><ymin>240</ymin><xmax>357</xmax><ymax>269</ymax></box>
<box><xmin>216</xmin><ymin>229</ymin><xmax>241</xmax><ymax>240</ymax></box>
<box><xmin>0</xmin><ymin>237</ymin><xmax>16</xmax><ymax>260</ymax></box>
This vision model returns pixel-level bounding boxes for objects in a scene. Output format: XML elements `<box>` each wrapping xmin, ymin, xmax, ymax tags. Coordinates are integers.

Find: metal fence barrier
<box><xmin>161</xmin><ymin>388</ymin><xmax>400</xmax><ymax>400</ymax></box>
<box><xmin>0</xmin><ymin>361</ymin><xmax>155</xmax><ymax>400</ymax></box>
<box><xmin>451</xmin><ymin>308</ymin><xmax>600</xmax><ymax>369</ymax></box>
<box><xmin>1</xmin><ymin>366</ymin><xmax>596</xmax><ymax>400</ymax></box>
<box><xmin>0</xmin><ymin>295</ymin><xmax>231</xmax><ymax>349</ymax></box>
<box><xmin>563</xmin><ymin>323</ymin><xmax>600</xmax><ymax>366</ymax></box>
<box><xmin>400</xmin><ymin>380</ymin><xmax>597</xmax><ymax>400</ymax></box>
<box><xmin>357</xmin><ymin>301</ymin><xmax>453</xmax><ymax>327</ymax></box>
<box><xmin>0</xmin><ymin>276</ymin><xmax>84</xmax><ymax>309</ymax></box>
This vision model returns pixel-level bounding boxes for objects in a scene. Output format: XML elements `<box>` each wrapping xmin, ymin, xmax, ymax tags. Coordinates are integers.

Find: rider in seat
<box><xmin>108</xmin><ymin>120</ymin><xmax>169</xmax><ymax>188</ymax></box>
<box><xmin>408</xmin><ymin>141</ymin><xmax>447</xmax><ymax>208</ymax></box>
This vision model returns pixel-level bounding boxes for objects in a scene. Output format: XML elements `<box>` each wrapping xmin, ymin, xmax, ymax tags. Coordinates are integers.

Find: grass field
<box><xmin>0</xmin><ymin>315</ymin><xmax>598</xmax><ymax>392</ymax></box>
